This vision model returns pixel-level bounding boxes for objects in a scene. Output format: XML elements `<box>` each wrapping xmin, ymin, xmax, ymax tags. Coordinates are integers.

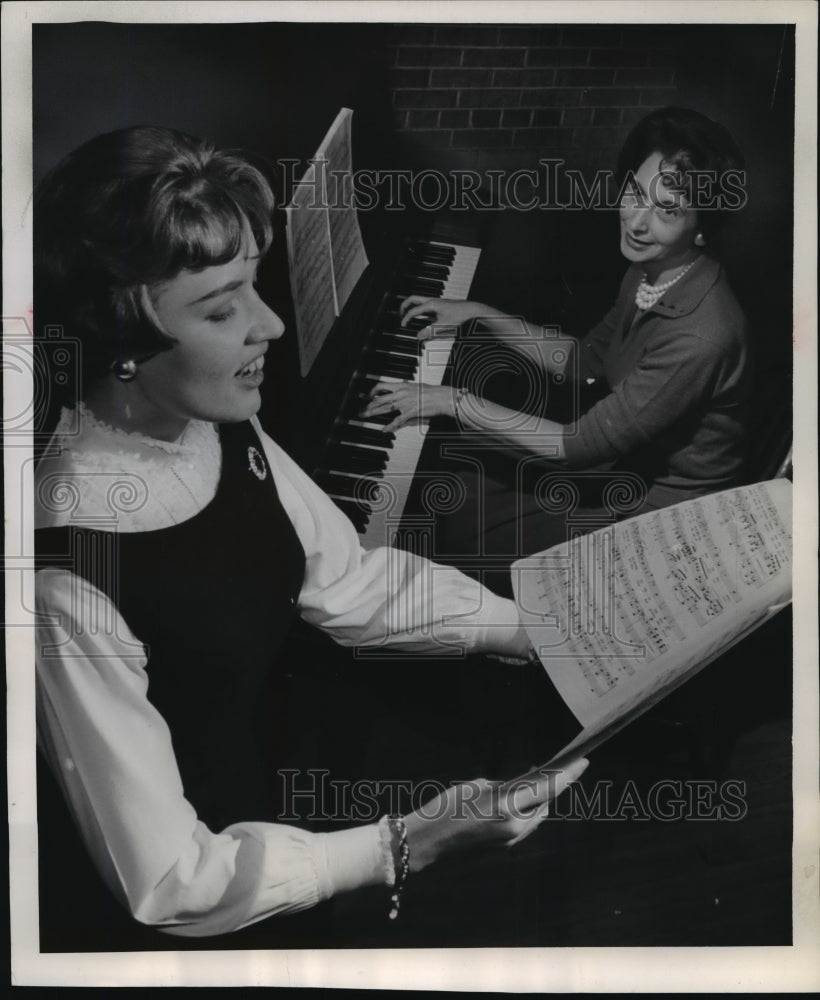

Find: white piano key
<box><xmin>322</xmin><ymin>241</ymin><xmax>481</xmax><ymax>546</ymax></box>
<box><xmin>356</xmin><ymin>243</ymin><xmax>479</xmax><ymax>545</ymax></box>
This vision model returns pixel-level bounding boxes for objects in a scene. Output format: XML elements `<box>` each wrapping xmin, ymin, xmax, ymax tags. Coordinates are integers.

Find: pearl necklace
<box><xmin>635</xmin><ymin>258</ymin><xmax>697</xmax><ymax>310</ymax></box>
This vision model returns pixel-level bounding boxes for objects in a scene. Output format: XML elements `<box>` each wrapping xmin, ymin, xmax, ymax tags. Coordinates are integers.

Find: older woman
<box><xmin>362</xmin><ymin>108</ymin><xmax>751</xmax><ymax>585</ymax></box>
<box><xmin>33</xmin><ymin>126</ymin><xmax>584</xmax><ymax>949</ymax></box>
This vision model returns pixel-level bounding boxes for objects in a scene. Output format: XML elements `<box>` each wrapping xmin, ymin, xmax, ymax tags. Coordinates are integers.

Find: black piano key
<box><xmin>369</xmin><ymin>345</ymin><xmax>418</xmax><ymax>362</ymax></box>
<box><xmin>334</xmin><ymin>453</ymin><xmax>388</xmax><ymax>475</ymax></box>
<box><xmin>373</xmin><ymin>328</ymin><xmax>420</xmax><ymax>342</ymax></box>
<box><xmin>328</xmin><ymin>496</ymin><xmax>370</xmax><ymax>532</ymax></box>
<box><xmin>369</xmin><ymin>336</ymin><xmax>419</xmax><ymax>357</ymax></box>
<box><xmin>351</xmin><ymin>376</ymin><xmax>379</xmax><ymax>395</ymax></box>
<box><xmin>379</xmin><ymin>316</ymin><xmax>421</xmax><ymax>335</ymax></box>
<box><xmin>377</xmin><ymin>325</ymin><xmax>420</xmax><ymax>338</ymax></box>
<box><xmin>414</xmin><ymin>256</ymin><xmax>455</xmax><ymax>270</ymax></box>
<box><xmin>366</xmin><ymin>358</ymin><xmax>417</xmax><ymax>379</ymax></box>
<box><xmin>335</xmin><ymin>459</ymin><xmax>387</xmax><ymax>479</ymax></box>
<box><xmin>319</xmin><ymin>473</ymin><xmax>382</xmax><ymax>500</ymax></box>
<box><xmin>330</xmin><ymin>442</ymin><xmax>389</xmax><ymax>461</ymax></box>
<box><xmin>331</xmin><ymin>463</ymin><xmax>386</xmax><ymax>482</ymax></box>
<box><xmin>310</xmin><ymin>235</ymin><xmax>476</xmax><ymax>537</ymax></box>
<box><xmin>330</xmin><ymin>446</ymin><xmax>389</xmax><ymax>471</ymax></box>
<box><xmin>365</xmin><ymin>348</ymin><xmax>412</xmax><ymax>367</ymax></box>
<box><xmin>411</xmin><ymin>254</ymin><xmax>455</xmax><ymax>270</ymax></box>
<box><xmin>359</xmin><ymin>410</ymin><xmax>395</xmax><ymax>425</ymax></box>
<box><xmin>335</xmin><ymin>464</ymin><xmax>385</xmax><ymax>480</ymax></box>
<box><xmin>380</xmin><ymin>317</ymin><xmax>433</xmax><ymax>338</ymax></box>
<box><xmin>344</xmin><ymin>475</ymin><xmax>383</xmax><ymax>498</ymax></box>
<box><xmin>408</xmin><ymin>240</ymin><xmax>455</xmax><ymax>262</ymax></box>
<box><xmin>368</xmin><ymin>332</ymin><xmax>419</xmax><ymax>349</ymax></box>
<box><xmin>340</xmin><ymin>425</ymin><xmax>395</xmax><ymax>447</ymax></box>
<box><xmin>383</xmin><ymin>292</ymin><xmax>444</xmax><ymax>312</ymax></box>
<box><xmin>404</xmin><ymin>317</ymin><xmax>434</xmax><ymax>331</ymax></box>
<box><xmin>398</xmin><ymin>276</ymin><xmax>450</xmax><ymax>294</ymax></box>
<box><xmin>393</xmin><ymin>278</ymin><xmax>446</xmax><ymax>296</ymax></box>
<box><xmin>359</xmin><ymin>372</ymin><xmax>410</xmax><ymax>389</ymax></box>
<box><xmin>399</xmin><ymin>263</ymin><xmax>451</xmax><ymax>280</ymax></box>
<box><xmin>376</xmin><ymin>365</ymin><xmax>417</xmax><ymax>382</ymax></box>
<box><xmin>363</xmin><ymin>370</ymin><xmax>414</xmax><ymax>385</ymax></box>
<box><xmin>376</xmin><ymin>324</ymin><xmax>420</xmax><ymax>337</ymax></box>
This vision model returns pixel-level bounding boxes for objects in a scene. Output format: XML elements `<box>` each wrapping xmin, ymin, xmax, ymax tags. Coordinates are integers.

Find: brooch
<box><xmin>247</xmin><ymin>445</ymin><xmax>267</xmax><ymax>481</ymax></box>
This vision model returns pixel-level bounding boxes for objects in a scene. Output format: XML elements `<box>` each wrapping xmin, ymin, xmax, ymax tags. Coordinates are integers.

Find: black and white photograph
<box><xmin>3</xmin><ymin>0</ymin><xmax>818</xmax><ymax>990</ymax></box>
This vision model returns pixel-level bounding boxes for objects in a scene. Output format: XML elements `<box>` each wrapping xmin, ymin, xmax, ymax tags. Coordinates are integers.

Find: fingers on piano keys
<box><xmin>317</xmin><ymin>238</ymin><xmax>480</xmax><ymax>544</ymax></box>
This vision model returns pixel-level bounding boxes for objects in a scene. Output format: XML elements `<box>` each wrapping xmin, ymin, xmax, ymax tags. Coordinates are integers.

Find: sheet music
<box><xmin>285</xmin><ymin>163</ymin><xmax>338</xmax><ymax>377</ymax></box>
<box><xmin>317</xmin><ymin>107</ymin><xmax>369</xmax><ymax>313</ymax></box>
<box><xmin>285</xmin><ymin>108</ymin><xmax>369</xmax><ymax>376</ymax></box>
<box><xmin>513</xmin><ymin>480</ymin><xmax>793</xmax><ymax>756</ymax></box>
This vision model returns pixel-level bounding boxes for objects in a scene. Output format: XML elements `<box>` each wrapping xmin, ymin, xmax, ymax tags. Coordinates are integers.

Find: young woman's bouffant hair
<box><xmin>617</xmin><ymin>107</ymin><xmax>746</xmax><ymax>246</ymax></box>
<box><xmin>34</xmin><ymin>126</ymin><xmax>275</xmax><ymax>386</ymax></box>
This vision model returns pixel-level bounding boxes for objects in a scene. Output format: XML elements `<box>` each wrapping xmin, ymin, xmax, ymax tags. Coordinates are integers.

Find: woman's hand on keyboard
<box><xmin>360</xmin><ymin>380</ymin><xmax>455</xmax><ymax>432</ymax></box>
<box><xmin>400</xmin><ymin>296</ymin><xmax>484</xmax><ymax>339</ymax></box>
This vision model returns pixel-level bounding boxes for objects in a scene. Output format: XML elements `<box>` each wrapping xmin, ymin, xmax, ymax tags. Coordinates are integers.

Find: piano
<box><xmin>279</xmin><ymin>216</ymin><xmax>483</xmax><ymax>549</ymax></box>
<box><xmin>313</xmin><ymin>238</ymin><xmax>481</xmax><ymax>548</ymax></box>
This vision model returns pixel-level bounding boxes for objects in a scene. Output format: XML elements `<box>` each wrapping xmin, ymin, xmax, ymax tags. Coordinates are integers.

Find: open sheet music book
<box><xmin>512</xmin><ymin>479</ymin><xmax>793</xmax><ymax>768</ymax></box>
<box><xmin>285</xmin><ymin>107</ymin><xmax>369</xmax><ymax>376</ymax></box>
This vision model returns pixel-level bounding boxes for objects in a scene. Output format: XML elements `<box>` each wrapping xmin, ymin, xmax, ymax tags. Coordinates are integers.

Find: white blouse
<box><xmin>35</xmin><ymin>406</ymin><xmax>522</xmax><ymax>937</ymax></box>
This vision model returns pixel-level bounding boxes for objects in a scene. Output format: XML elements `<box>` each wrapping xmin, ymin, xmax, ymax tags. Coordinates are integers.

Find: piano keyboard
<box><xmin>315</xmin><ymin>239</ymin><xmax>480</xmax><ymax>547</ymax></box>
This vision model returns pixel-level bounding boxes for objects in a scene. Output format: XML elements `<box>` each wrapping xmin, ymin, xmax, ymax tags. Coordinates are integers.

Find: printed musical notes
<box><xmin>285</xmin><ymin>163</ymin><xmax>337</xmax><ymax>376</ymax></box>
<box><xmin>318</xmin><ymin>109</ymin><xmax>369</xmax><ymax>313</ymax></box>
<box><xmin>285</xmin><ymin>108</ymin><xmax>369</xmax><ymax>377</ymax></box>
<box><xmin>513</xmin><ymin>480</ymin><xmax>792</xmax><ymax>748</ymax></box>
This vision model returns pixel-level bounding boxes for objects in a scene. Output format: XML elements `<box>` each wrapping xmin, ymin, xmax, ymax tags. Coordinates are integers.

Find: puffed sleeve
<box><xmin>251</xmin><ymin>418</ymin><xmax>523</xmax><ymax>655</ymax></box>
<box><xmin>35</xmin><ymin>567</ymin><xmax>386</xmax><ymax>937</ymax></box>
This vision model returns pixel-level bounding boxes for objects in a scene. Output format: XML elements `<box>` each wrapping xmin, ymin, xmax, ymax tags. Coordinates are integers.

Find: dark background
<box><xmin>31</xmin><ymin>19</ymin><xmax>795</xmax><ymax>951</ymax></box>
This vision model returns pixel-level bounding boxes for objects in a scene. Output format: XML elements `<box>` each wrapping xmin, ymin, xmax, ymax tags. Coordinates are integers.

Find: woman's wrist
<box><xmin>484</xmin><ymin>623</ymin><xmax>538</xmax><ymax>665</ymax></box>
<box><xmin>509</xmin><ymin>623</ymin><xmax>536</xmax><ymax>660</ymax></box>
<box><xmin>320</xmin><ymin>823</ymin><xmax>388</xmax><ymax>897</ymax></box>
<box><xmin>402</xmin><ymin>808</ymin><xmax>442</xmax><ymax>873</ymax></box>
<box><xmin>451</xmin><ymin>386</ymin><xmax>469</xmax><ymax>421</ymax></box>
<box><xmin>468</xmin><ymin>302</ymin><xmax>507</xmax><ymax>325</ymax></box>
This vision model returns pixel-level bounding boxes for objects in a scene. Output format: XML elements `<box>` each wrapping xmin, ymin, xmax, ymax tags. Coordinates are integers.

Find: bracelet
<box><xmin>386</xmin><ymin>815</ymin><xmax>410</xmax><ymax>920</ymax></box>
<box><xmin>454</xmin><ymin>387</ymin><xmax>469</xmax><ymax>423</ymax></box>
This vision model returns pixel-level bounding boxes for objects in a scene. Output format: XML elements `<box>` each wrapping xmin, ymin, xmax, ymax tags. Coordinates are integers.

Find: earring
<box><xmin>694</xmin><ymin>233</ymin><xmax>706</xmax><ymax>247</ymax></box>
<box><xmin>112</xmin><ymin>359</ymin><xmax>138</xmax><ymax>382</ymax></box>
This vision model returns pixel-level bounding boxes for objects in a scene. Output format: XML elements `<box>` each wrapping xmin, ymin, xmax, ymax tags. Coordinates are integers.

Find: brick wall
<box><xmin>388</xmin><ymin>24</ymin><xmax>681</xmax><ymax>172</ymax></box>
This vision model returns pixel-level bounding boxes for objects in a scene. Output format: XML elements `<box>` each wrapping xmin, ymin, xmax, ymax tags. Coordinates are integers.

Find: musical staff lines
<box><xmin>514</xmin><ymin>480</ymin><xmax>792</xmax><ymax>730</ymax></box>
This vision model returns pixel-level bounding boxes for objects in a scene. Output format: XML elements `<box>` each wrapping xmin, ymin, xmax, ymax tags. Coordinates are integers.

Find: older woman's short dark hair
<box><xmin>617</xmin><ymin>107</ymin><xmax>745</xmax><ymax>245</ymax></box>
<box><xmin>35</xmin><ymin>126</ymin><xmax>275</xmax><ymax>385</ymax></box>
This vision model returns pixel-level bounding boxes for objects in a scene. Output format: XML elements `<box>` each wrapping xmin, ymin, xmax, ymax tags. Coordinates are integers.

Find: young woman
<box><xmin>33</xmin><ymin>126</ymin><xmax>584</xmax><ymax>949</ymax></box>
<box><xmin>362</xmin><ymin>108</ymin><xmax>751</xmax><ymax>584</ymax></box>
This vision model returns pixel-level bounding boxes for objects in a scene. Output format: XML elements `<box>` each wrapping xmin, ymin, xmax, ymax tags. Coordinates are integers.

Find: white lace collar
<box><xmin>37</xmin><ymin>404</ymin><xmax>222</xmax><ymax>532</ymax></box>
<box><xmin>54</xmin><ymin>401</ymin><xmax>216</xmax><ymax>457</ymax></box>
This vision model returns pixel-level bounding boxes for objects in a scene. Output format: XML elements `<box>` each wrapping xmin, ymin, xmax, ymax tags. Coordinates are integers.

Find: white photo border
<box><xmin>4</xmin><ymin>0</ymin><xmax>818</xmax><ymax>990</ymax></box>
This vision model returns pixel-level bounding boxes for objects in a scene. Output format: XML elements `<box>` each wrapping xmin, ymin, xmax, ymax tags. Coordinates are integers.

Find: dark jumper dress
<box><xmin>35</xmin><ymin>420</ymin><xmax>337</xmax><ymax>951</ymax></box>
